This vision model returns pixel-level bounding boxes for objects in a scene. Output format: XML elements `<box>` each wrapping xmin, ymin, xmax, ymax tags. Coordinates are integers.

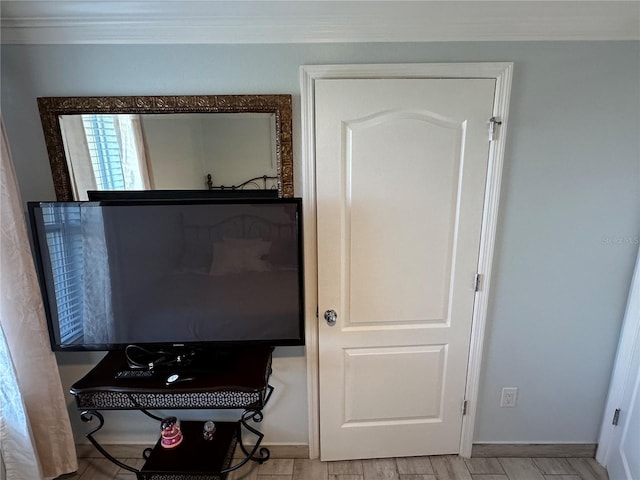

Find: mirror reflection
<box><xmin>37</xmin><ymin>95</ymin><xmax>294</xmax><ymax>200</ymax></box>
<box><xmin>60</xmin><ymin>113</ymin><xmax>277</xmax><ymax>200</ymax></box>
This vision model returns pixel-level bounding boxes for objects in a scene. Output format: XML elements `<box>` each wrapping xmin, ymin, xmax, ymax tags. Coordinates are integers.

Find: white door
<box><xmin>315</xmin><ymin>78</ymin><xmax>496</xmax><ymax>460</ymax></box>
<box><xmin>598</xmin><ymin>247</ymin><xmax>640</xmax><ymax>480</ymax></box>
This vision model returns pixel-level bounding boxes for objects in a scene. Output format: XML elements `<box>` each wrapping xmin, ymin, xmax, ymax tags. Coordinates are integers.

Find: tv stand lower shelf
<box><xmin>142</xmin><ymin>420</ymin><xmax>239</xmax><ymax>480</ymax></box>
<box><xmin>70</xmin><ymin>348</ymin><xmax>275</xmax><ymax>480</ymax></box>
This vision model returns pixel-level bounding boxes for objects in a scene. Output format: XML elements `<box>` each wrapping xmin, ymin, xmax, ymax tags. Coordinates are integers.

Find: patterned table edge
<box><xmin>75</xmin><ymin>390</ymin><xmax>264</xmax><ymax>410</ymax></box>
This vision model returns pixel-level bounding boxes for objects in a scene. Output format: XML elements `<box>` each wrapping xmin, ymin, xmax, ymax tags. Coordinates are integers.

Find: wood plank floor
<box><xmin>59</xmin><ymin>453</ymin><xmax>609</xmax><ymax>480</ymax></box>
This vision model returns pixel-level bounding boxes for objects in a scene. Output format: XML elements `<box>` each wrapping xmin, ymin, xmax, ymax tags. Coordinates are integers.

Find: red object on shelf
<box><xmin>160</xmin><ymin>417</ymin><xmax>184</xmax><ymax>449</ymax></box>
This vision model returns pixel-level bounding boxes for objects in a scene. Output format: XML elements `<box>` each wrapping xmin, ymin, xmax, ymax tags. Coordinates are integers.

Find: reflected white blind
<box><xmin>82</xmin><ymin>115</ymin><xmax>126</xmax><ymax>190</ymax></box>
<box><xmin>42</xmin><ymin>205</ymin><xmax>84</xmax><ymax>344</ymax></box>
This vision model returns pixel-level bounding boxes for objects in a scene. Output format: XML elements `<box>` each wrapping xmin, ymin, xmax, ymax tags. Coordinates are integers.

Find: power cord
<box><xmin>124</xmin><ymin>344</ymin><xmax>196</xmax><ymax>370</ymax></box>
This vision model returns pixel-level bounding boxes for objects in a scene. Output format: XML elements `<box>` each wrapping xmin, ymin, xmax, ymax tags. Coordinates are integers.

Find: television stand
<box><xmin>69</xmin><ymin>346</ymin><xmax>274</xmax><ymax>480</ymax></box>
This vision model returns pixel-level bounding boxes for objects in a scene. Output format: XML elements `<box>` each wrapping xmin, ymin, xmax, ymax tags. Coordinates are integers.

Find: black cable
<box><xmin>124</xmin><ymin>344</ymin><xmax>171</xmax><ymax>369</ymax></box>
<box><xmin>124</xmin><ymin>344</ymin><xmax>197</xmax><ymax>370</ymax></box>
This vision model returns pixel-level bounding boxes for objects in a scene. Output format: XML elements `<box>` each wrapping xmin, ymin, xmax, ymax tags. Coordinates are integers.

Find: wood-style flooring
<box><xmin>60</xmin><ymin>452</ymin><xmax>609</xmax><ymax>480</ymax></box>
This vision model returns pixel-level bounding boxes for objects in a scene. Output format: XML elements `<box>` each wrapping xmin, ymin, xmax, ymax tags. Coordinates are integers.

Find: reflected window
<box><xmin>41</xmin><ymin>204</ymin><xmax>84</xmax><ymax>344</ymax></box>
<box><xmin>60</xmin><ymin>114</ymin><xmax>151</xmax><ymax>199</ymax></box>
<box><xmin>82</xmin><ymin>114</ymin><xmax>150</xmax><ymax>191</ymax></box>
<box><xmin>82</xmin><ymin>115</ymin><xmax>125</xmax><ymax>190</ymax></box>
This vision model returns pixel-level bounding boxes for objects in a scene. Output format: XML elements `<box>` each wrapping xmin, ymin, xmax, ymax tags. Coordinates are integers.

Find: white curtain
<box><xmin>59</xmin><ymin>115</ymin><xmax>97</xmax><ymax>201</ymax></box>
<box><xmin>116</xmin><ymin>114</ymin><xmax>153</xmax><ymax>190</ymax></box>
<box><xmin>0</xmin><ymin>119</ymin><xmax>77</xmax><ymax>479</ymax></box>
<box><xmin>81</xmin><ymin>207</ymin><xmax>114</xmax><ymax>343</ymax></box>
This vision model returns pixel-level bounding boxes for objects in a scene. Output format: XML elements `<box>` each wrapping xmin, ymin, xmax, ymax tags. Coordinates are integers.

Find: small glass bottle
<box><xmin>203</xmin><ymin>420</ymin><xmax>216</xmax><ymax>440</ymax></box>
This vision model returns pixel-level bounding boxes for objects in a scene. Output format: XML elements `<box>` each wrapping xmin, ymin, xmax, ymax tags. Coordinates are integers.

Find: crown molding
<box><xmin>1</xmin><ymin>1</ymin><xmax>639</xmax><ymax>45</ymax></box>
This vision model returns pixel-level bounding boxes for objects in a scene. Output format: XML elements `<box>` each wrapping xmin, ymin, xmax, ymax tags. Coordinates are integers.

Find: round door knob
<box><xmin>324</xmin><ymin>309</ymin><xmax>337</xmax><ymax>326</ymax></box>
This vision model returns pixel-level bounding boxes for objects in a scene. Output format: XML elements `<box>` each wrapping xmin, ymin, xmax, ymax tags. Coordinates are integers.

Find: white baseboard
<box><xmin>472</xmin><ymin>443</ymin><xmax>597</xmax><ymax>457</ymax></box>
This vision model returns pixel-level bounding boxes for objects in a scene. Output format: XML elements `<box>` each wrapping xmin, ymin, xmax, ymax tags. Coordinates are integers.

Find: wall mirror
<box><xmin>37</xmin><ymin>95</ymin><xmax>294</xmax><ymax>200</ymax></box>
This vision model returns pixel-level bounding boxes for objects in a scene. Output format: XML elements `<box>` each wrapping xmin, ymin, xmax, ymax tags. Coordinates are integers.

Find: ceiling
<box><xmin>1</xmin><ymin>1</ymin><xmax>639</xmax><ymax>44</ymax></box>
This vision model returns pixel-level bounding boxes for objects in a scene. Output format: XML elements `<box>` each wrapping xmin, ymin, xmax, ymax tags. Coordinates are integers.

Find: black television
<box><xmin>28</xmin><ymin>197</ymin><xmax>305</xmax><ymax>355</ymax></box>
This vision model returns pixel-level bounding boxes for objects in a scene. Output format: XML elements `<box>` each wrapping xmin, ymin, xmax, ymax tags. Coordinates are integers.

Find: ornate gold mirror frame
<box><xmin>37</xmin><ymin>95</ymin><xmax>294</xmax><ymax>200</ymax></box>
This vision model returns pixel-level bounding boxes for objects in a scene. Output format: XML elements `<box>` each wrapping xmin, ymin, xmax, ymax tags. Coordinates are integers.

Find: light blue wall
<box><xmin>2</xmin><ymin>41</ymin><xmax>639</xmax><ymax>445</ymax></box>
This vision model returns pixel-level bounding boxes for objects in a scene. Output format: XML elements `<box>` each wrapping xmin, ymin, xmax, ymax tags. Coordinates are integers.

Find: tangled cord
<box><xmin>124</xmin><ymin>344</ymin><xmax>196</xmax><ymax>370</ymax></box>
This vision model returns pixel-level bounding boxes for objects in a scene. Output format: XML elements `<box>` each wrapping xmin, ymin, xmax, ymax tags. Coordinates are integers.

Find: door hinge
<box><xmin>462</xmin><ymin>400</ymin><xmax>469</xmax><ymax>415</ymax></box>
<box><xmin>489</xmin><ymin>116</ymin><xmax>502</xmax><ymax>141</ymax></box>
<box><xmin>474</xmin><ymin>273</ymin><xmax>481</xmax><ymax>292</ymax></box>
<box><xmin>612</xmin><ymin>408</ymin><xmax>621</xmax><ymax>426</ymax></box>
<box><xmin>315</xmin><ymin>306</ymin><xmax>319</xmax><ymax>320</ymax></box>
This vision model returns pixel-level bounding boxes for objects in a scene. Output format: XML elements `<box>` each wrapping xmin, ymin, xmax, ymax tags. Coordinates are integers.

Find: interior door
<box><xmin>600</xmin><ymin>247</ymin><xmax>640</xmax><ymax>480</ymax></box>
<box><xmin>315</xmin><ymin>78</ymin><xmax>496</xmax><ymax>460</ymax></box>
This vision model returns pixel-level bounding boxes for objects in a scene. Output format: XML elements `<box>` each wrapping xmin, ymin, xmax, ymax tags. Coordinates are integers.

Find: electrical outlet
<box><xmin>500</xmin><ymin>387</ymin><xmax>518</xmax><ymax>407</ymax></box>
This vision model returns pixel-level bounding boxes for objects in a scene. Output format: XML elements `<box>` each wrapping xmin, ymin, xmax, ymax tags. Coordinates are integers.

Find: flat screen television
<box><xmin>28</xmin><ymin>197</ymin><xmax>305</xmax><ymax>354</ymax></box>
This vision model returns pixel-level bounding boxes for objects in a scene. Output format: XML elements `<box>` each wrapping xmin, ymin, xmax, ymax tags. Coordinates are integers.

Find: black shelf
<box><xmin>140</xmin><ymin>421</ymin><xmax>237</xmax><ymax>480</ymax></box>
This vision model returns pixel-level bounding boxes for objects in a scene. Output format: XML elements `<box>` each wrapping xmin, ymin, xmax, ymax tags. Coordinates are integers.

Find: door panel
<box><xmin>316</xmin><ymin>78</ymin><xmax>496</xmax><ymax>460</ymax></box>
<box><xmin>344</xmin><ymin>345</ymin><xmax>446</xmax><ymax>423</ymax></box>
<box><xmin>347</xmin><ymin>111</ymin><xmax>461</xmax><ymax>325</ymax></box>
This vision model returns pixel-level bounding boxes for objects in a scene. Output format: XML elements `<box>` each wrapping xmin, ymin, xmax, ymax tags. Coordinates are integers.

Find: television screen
<box><xmin>28</xmin><ymin>198</ymin><xmax>304</xmax><ymax>351</ymax></box>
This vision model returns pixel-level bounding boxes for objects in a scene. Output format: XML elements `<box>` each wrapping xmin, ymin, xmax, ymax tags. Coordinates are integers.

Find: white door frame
<box><xmin>300</xmin><ymin>63</ymin><xmax>513</xmax><ymax>459</ymax></box>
